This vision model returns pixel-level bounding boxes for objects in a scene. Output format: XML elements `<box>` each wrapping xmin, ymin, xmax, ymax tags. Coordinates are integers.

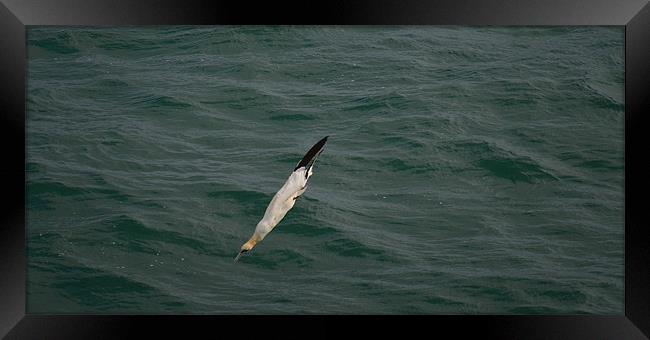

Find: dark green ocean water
<box><xmin>26</xmin><ymin>26</ymin><xmax>624</xmax><ymax>314</ymax></box>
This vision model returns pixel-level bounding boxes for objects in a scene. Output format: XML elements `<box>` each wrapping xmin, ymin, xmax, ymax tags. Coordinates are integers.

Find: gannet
<box><xmin>234</xmin><ymin>136</ymin><xmax>329</xmax><ymax>262</ymax></box>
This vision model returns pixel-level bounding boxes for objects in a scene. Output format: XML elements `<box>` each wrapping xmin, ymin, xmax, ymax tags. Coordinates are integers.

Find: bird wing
<box><xmin>293</xmin><ymin>136</ymin><xmax>329</xmax><ymax>178</ymax></box>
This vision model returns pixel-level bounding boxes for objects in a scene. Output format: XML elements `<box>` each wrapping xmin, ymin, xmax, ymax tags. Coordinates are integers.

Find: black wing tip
<box><xmin>293</xmin><ymin>136</ymin><xmax>329</xmax><ymax>172</ymax></box>
<box><xmin>311</xmin><ymin>135</ymin><xmax>329</xmax><ymax>154</ymax></box>
<box><xmin>316</xmin><ymin>135</ymin><xmax>329</xmax><ymax>147</ymax></box>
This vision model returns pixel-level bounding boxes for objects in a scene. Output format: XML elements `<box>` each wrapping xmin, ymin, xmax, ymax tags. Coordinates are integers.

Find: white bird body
<box><xmin>254</xmin><ymin>167</ymin><xmax>311</xmax><ymax>241</ymax></box>
<box><xmin>235</xmin><ymin>136</ymin><xmax>328</xmax><ymax>262</ymax></box>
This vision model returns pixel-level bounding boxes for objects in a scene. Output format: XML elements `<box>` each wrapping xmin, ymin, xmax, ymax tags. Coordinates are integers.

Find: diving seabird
<box><xmin>234</xmin><ymin>136</ymin><xmax>329</xmax><ymax>262</ymax></box>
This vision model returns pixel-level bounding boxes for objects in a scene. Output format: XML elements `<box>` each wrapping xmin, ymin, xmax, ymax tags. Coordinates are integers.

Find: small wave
<box><xmin>239</xmin><ymin>248</ymin><xmax>313</xmax><ymax>269</ymax></box>
<box><xmin>444</xmin><ymin>140</ymin><xmax>558</xmax><ymax>183</ymax></box>
<box><xmin>381</xmin><ymin>136</ymin><xmax>425</xmax><ymax>149</ymax></box>
<box><xmin>507</xmin><ymin>305</ymin><xmax>565</xmax><ymax>314</ymax></box>
<box><xmin>269</xmin><ymin>113</ymin><xmax>315</xmax><ymax>121</ymax></box>
<box><xmin>424</xmin><ymin>295</ymin><xmax>467</xmax><ymax>307</ymax></box>
<box><xmin>29</xmin><ymin>259</ymin><xmax>185</xmax><ymax>312</ymax></box>
<box><xmin>29</xmin><ymin>35</ymin><xmax>80</xmax><ymax>54</ymax></box>
<box><xmin>440</xmin><ymin>47</ymin><xmax>495</xmax><ymax>63</ymax></box>
<box><xmin>207</xmin><ymin>189</ymin><xmax>271</xmax><ymax>204</ymax></box>
<box><xmin>97</xmin><ymin>78</ymin><xmax>130</xmax><ymax>88</ymax></box>
<box><xmin>536</xmin><ymin>288</ymin><xmax>588</xmax><ymax>304</ymax></box>
<box><xmin>379</xmin><ymin>157</ymin><xmax>437</xmax><ymax>175</ymax></box>
<box><xmin>376</xmin><ymin>37</ymin><xmax>417</xmax><ymax>50</ymax></box>
<box><xmin>136</xmin><ymin>95</ymin><xmax>193</xmax><ymax>109</ymax></box>
<box><xmin>476</xmin><ymin>157</ymin><xmax>557</xmax><ymax>184</ymax></box>
<box><xmin>27</xmin><ymin>174</ymin><xmax>137</xmax><ymax>209</ymax></box>
<box><xmin>324</xmin><ymin>238</ymin><xmax>386</xmax><ymax>259</ymax></box>
<box><xmin>277</xmin><ymin>221</ymin><xmax>339</xmax><ymax>237</ymax></box>
<box><xmin>341</xmin><ymin>93</ymin><xmax>410</xmax><ymax>112</ymax></box>
<box><xmin>579</xmin><ymin>159</ymin><xmax>623</xmax><ymax>172</ymax></box>
<box><xmin>575</xmin><ymin>80</ymin><xmax>624</xmax><ymax>111</ymax></box>
<box><xmin>207</xmin><ymin>189</ymin><xmax>273</xmax><ymax>216</ymax></box>
<box><xmin>106</xmin><ymin>214</ymin><xmax>210</xmax><ymax>253</ymax></box>
<box><xmin>28</xmin><ymin>180</ymin><xmax>85</xmax><ymax>197</ymax></box>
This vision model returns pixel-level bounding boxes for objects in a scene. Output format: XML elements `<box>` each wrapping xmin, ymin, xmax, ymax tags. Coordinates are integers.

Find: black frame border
<box><xmin>1</xmin><ymin>1</ymin><xmax>649</xmax><ymax>339</ymax></box>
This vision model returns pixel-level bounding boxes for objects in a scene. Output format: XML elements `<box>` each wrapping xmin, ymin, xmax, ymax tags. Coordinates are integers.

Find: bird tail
<box><xmin>294</xmin><ymin>136</ymin><xmax>329</xmax><ymax>172</ymax></box>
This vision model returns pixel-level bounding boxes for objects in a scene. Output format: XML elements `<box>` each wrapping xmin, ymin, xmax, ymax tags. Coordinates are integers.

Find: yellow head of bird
<box><xmin>234</xmin><ymin>236</ymin><xmax>259</xmax><ymax>262</ymax></box>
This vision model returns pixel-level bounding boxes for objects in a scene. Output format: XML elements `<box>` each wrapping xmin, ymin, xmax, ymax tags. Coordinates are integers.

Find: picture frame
<box><xmin>1</xmin><ymin>0</ymin><xmax>648</xmax><ymax>338</ymax></box>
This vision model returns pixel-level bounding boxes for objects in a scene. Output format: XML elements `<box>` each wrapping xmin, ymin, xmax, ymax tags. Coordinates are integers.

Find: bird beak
<box><xmin>234</xmin><ymin>250</ymin><xmax>245</xmax><ymax>262</ymax></box>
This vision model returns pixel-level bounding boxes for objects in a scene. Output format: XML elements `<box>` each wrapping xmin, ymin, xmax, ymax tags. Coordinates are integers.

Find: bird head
<box><xmin>234</xmin><ymin>236</ymin><xmax>259</xmax><ymax>262</ymax></box>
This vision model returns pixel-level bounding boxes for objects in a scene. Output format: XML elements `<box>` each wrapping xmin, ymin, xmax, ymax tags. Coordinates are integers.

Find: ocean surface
<box><xmin>26</xmin><ymin>26</ymin><xmax>624</xmax><ymax>314</ymax></box>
